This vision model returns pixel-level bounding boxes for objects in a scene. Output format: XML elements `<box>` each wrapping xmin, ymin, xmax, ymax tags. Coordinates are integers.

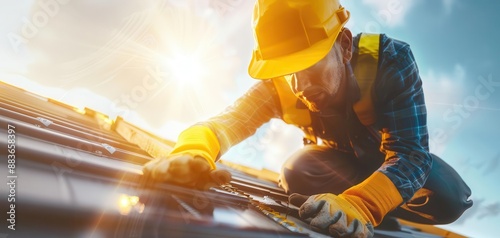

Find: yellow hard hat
<box><xmin>248</xmin><ymin>0</ymin><xmax>350</xmax><ymax>79</ymax></box>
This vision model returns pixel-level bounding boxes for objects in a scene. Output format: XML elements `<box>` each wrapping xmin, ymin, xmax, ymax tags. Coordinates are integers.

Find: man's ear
<box><xmin>338</xmin><ymin>28</ymin><xmax>353</xmax><ymax>63</ymax></box>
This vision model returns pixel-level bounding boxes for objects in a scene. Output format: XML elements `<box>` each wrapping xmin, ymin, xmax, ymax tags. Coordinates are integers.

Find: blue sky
<box><xmin>1</xmin><ymin>0</ymin><xmax>499</xmax><ymax>237</ymax></box>
<box><xmin>341</xmin><ymin>1</ymin><xmax>500</xmax><ymax>236</ymax></box>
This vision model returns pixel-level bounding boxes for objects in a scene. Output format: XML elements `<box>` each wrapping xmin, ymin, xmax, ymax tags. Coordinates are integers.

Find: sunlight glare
<box><xmin>117</xmin><ymin>194</ymin><xmax>143</xmax><ymax>215</ymax></box>
<box><xmin>164</xmin><ymin>54</ymin><xmax>206</xmax><ymax>85</ymax></box>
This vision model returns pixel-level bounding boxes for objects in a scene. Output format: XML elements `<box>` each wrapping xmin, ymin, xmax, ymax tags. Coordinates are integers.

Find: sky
<box><xmin>1</xmin><ymin>0</ymin><xmax>499</xmax><ymax>237</ymax></box>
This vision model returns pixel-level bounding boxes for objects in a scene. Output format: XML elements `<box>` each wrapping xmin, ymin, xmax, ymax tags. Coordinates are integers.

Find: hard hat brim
<box><xmin>248</xmin><ymin>23</ymin><xmax>346</xmax><ymax>80</ymax></box>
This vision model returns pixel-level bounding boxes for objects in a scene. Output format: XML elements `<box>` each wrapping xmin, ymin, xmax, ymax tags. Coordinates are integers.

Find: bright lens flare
<box><xmin>117</xmin><ymin>194</ymin><xmax>144</xmax><ymax>215</ymax></box>
<box><xmin>164</xmin><ymin>54</ymin><xmax>206</xmax><ymax>85</ymax></box>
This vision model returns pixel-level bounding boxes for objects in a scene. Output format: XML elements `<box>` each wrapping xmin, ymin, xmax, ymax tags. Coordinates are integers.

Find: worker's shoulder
<box><xmin>354</xmin><ymin>33</ymin><xmax>413</xmax><ymax>60</ymax></box>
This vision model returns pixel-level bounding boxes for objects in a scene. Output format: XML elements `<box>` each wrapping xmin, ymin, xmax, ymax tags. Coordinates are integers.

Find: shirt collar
<box><xmin>345</xmin><ymin>62</ymin><xmax>361</xmax><ymax>104</ymax></box>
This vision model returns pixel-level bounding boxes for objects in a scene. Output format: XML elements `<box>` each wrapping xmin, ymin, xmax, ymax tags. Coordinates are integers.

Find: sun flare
<box><xmin>163</xmin><ymin>53</ymin><xmax>206</xmax><ymax>85</ymax></box>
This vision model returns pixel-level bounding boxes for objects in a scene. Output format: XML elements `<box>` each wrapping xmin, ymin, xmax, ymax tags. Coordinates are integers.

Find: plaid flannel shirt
<box><xmin>199</xmin><ymin>34</ymin><xmax>432</xmax><ymax>201</ymax></box>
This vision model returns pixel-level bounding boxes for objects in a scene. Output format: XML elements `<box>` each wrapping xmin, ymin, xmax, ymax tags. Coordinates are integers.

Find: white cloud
<box><xmin>361</xmin><ymin>0</ymin><xmax>417</xmax><ymax>27</ymax></box>
<box><xmin>423</xmin><ymin>64</ymin><xmax>467</xmax><ymax>105</ymax></box>
<box><xmin>442</xmin><ymin>0</ymin><xmax>456</xmax><ymax>15</ymax></box>
<box><xmin>222</xmin><ymin>120</ymin><xmax>303</xmax><ymax>171</ymax></box>
<box><xmin>421</xmin><ymin>64</ymin><xmax>467</xmax><ymax>155</ymax></box>
<box><xmin>261</xmin><ymin>120</ymin><xmax>304</xmax><ymax>172</ymax></box>
<box><xmin>441</xmin><ymin>198</ymin><xmax>500</xmax><ymax>238</ymax></box>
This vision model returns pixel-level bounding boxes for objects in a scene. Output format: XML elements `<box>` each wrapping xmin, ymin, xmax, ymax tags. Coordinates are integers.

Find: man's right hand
<box><xmin>290</xmin><ymin>193</ymin><xmax>374</xmax><ymax>238</ymax></box>
<box><xmin>142</xmin><ymin>154</ymin><xmax>231</xmax><ymax>189</ymax></box>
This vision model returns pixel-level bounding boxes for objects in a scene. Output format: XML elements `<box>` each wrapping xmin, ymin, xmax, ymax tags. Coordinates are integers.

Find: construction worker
<box><xmin>144</xmin><ymin>0</ymin><xmax>472</xmax><ymax>237</ymax></box>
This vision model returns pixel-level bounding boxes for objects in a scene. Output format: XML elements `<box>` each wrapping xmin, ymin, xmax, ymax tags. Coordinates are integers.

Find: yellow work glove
<box><xmin>143</xmin><ymin>154</ymin><xmax>231</xmax><ymax>189</ymax></box>
<box><xmin>290</xmin><ymin>172</ymin><xmax>403</xmax><ymax>238</ymax></box>
<box><xmin>143</xmin><ymin>125</ymin><xmax>232</xmax><ymax>189</ymax></box>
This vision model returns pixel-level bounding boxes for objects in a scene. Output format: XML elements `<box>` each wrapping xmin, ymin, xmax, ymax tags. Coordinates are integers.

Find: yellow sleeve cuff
<box><xmin>341</xmin><ymin>172</ymin><xmax>403</xmax><ymax>226</ymax></box>
<box><xmin>169</xmin><ymin>125</ymin><xmax>221</xmax><ymax>169</ymax></box>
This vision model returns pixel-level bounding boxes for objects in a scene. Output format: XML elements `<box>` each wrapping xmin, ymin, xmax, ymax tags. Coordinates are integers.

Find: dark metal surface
<box><xmin>0</xmin><ymin>130</ymin><xmax>304</xmax><ymax>238</ymax></box>
<box><xmin>0</xmin><ymin>82</ymin><xmax>449</xmax><ymax>238</ymax></box>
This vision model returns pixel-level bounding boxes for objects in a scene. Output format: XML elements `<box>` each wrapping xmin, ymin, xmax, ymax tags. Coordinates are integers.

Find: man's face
<box><xmin>285</xmin><ymin>45</ymin><xmax>345</xmax><ymax>112</ymax></box>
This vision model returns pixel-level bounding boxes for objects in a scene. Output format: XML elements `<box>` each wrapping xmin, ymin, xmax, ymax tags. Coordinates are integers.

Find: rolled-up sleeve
<box><xmin>198</xmin><ymin>80</ymin><xmax>281</xmax><ymax>157</ymax></box>
<box><xmin>374</xmin><ymin>41</ymin><xmax>433</xmax><ymax>201</ymax></box>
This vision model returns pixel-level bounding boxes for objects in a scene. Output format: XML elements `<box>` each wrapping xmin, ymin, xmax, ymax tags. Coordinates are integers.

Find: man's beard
<box><xmin>300</xmin><ymin>67</ymin><xmax>343</xmax><ymax>112</ymax></box>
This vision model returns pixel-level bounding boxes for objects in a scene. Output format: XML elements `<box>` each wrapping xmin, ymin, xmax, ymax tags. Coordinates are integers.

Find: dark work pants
<box><xmin>279</xmin><ymin>145</ymin><xmax>473</xmax><ymax>224</ymax></box>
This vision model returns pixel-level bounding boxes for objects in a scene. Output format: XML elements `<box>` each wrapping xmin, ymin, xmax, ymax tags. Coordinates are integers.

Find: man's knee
<box><xmin>279</xmin><ymin>146</ymin><xmax>322</xmax><ymax>195</ymax></box>
<box><xmin>399</xmin><ymin>154</ymin><xmax>473</xmax><ymax>224</ymax></box>
<box><xmin>426</xmin><ymin>154</ymin><xmax>473</xmax><ymax>223</ymax></box>
<box><xmin>280</xmin><ymin>166</ymin><xmax>304</xmax><ymax>194</ymax></box>
<box><xmin>279</xmin><ymin>146</ymin><xmax>362</xmax><ymax>195</ymax></box>
<box><xmin>395</xmin><ymin>187</ymin><xmax>472</xmax><ymax>224</ymax></box>
<box><xmin>431</xmin><ymin>195</ymin><xmax>473</xmax><ymax>224</ymax></box>
<box><xmin>434</xmin><ymin>185</ymin><xmax>473</xmax><ymax>224</ymax></box>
